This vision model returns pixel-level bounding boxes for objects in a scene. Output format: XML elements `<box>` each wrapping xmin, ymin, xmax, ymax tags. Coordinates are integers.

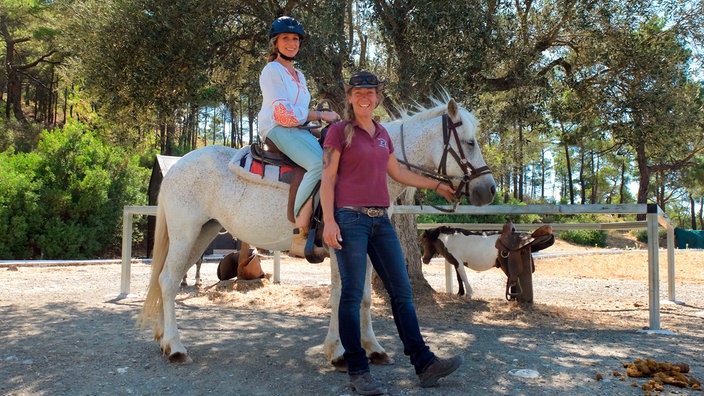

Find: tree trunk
<box><xmin>590</xmin><ymin>152</ymin><xmax>599</xmax><ymax>204</ymax></box>
<box><xmin>564</xmin><ymin>139</ymin><xmax>575</xmax><ymax>204</ymax></box>
<box><xmin>690</xmin><ymin>195</ymin><xmax>697</xmax><ymax>230</ymax></box>
<box><xmin>518</xmin><ymin>122</ymin><xmax>524</xmax><ymax>201</ymax></box>
<box><xmin>1</xmin><ymin>21</ymin><xmax>30</xmax><ymax>123</ymax></box>
<box><xmin>540</xmin><ymin>148</ymin><xmax>546</xmax><ymax>200</ymax></box>
<box><xmin>618</xmin><ymin>162</ymin><xmax>626</xmax><ymax>204</ymax></box>
<box><xmin>379</xmin><ymin>191</ymin><xmax>434</xmax><ymax>298</ymax></box>
<box><xmin>578</xmin><ymin>148</ymin><xmax>586</xmax><ymax>204</ymax></box>
<box><xmin>635</xmin><ymin>142</ymin><xmax>650</xmax><ymax>221</ymax></box>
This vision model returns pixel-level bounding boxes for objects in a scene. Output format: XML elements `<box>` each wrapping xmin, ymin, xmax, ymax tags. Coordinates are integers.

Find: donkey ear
<box><xmin>447</xmin><ymin>99</ymin><xmax>459</xmax><ymax>118</ymax></box>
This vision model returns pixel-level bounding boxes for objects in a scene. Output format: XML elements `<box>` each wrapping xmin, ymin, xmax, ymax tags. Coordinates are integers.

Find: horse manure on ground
<box><xmin>597</xmin><ymin>358</ymin><xmax>703</xmax><ymax>394</ymax></box>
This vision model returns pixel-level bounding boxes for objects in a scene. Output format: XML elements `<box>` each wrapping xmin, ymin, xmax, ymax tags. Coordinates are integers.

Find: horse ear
<box><xmin>447</xmin><ymin>99</ymin><xmax>458</xmax><ymax>118</ymax></box>
<box><xmin>427</xmin><ymin>228</ymin><xmax>440</xmax><ymax>240</ymax></box>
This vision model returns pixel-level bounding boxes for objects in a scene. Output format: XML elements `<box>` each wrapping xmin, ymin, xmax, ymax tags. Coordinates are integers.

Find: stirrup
<box><xmin>304</xmin><ymin>227</ymin><xmax>328</xmax><ymax>263</ymax></box>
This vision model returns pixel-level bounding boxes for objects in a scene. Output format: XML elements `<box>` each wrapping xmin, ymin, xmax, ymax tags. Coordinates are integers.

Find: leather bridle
<box><xmin>398</xmin><ymin>113</ymin><xmax>492</xmax><ymax>212</ymax></box>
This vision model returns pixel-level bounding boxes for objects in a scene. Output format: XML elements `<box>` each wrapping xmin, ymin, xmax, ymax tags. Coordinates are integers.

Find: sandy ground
<box><xmin>1</xmin><ymin>237</ymin><xmax>703</xmax><ymax>396</ymax></box>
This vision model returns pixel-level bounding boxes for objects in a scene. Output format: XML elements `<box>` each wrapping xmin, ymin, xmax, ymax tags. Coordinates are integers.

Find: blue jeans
<box><xmin>266</xmin><ymin>126</ymin><xmax>322</xmax><ymax>216</ymax></box>
<box><xmin>333</xmin><ymin>208</ymin><xmax>436</xmax><ymax>375</ymax></box>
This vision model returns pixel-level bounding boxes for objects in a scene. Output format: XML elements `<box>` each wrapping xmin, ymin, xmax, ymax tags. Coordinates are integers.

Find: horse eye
<box><xmin>465</xmin><ymin>139</ymin><xmax>475</xmax><ymax>147</ymax></box>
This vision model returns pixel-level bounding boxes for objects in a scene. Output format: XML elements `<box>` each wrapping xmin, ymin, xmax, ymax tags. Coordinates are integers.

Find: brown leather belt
<box><xmin>342</xmin><ymin>206</ymin><xmax>387</xmax><ymax>217</ymax></box>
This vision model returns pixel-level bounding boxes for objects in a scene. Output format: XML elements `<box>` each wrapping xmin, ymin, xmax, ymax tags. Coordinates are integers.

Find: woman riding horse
<box><xmin>257</xmin><ymin>16</ymin><xmax>339</xmax><ymax>257</ymax></box>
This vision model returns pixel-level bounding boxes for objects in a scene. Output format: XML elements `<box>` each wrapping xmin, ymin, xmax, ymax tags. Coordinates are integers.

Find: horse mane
<box><xmin>392</xmin><ymin>90</ymin><xmax>479</xmax><ymax>135</ymax></box>
<box><xmin>394</xmin><ymin>90</ymin><xmax>455</xmax><ymax>123</ymax></box>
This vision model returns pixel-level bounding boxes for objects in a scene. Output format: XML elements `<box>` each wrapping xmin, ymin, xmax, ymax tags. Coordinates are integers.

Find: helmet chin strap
<box><xmin>278</xmin><ymin>51</ymin><xmax>296</xmax><ymax>62</ymax></box>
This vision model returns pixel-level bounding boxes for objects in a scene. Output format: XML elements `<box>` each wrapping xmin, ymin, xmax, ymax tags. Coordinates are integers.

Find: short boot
<box><xmin>418</xmin><ymin>355</ymin><xmax>464</xmax><ymax>387</ymax></box>
<box><xmin>289</xmin><ymin>226</ymin><xmax>309</xmax><ymax>258</ymax></box>
<box><xmin>349</xmin><ymin>372</ymin><xmax>388</xmax><ymax>395</ymax></box>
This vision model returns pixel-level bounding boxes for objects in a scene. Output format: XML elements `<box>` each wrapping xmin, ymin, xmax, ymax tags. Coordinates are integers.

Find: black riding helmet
<box><xmin>269</xmin><ymin>16</ymin><xmax>305</xmax><ymax>39</ymax></box>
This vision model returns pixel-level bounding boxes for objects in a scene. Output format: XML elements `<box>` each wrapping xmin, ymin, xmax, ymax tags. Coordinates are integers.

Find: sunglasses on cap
<box><xmin>348</xmin><ymin>74</ymin><xmax>380</xmax><ymax>87</ymax></box>
<box><xmin>344</xmin><ymin>72</ymin><xmax>385</xmax><ymax>91</ymax></box>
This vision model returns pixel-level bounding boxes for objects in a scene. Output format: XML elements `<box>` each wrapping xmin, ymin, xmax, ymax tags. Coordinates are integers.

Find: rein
<box><xmin>398</xmin><ymin>113</ymin><xmax>492</xmax><ymax>212</ymax></box>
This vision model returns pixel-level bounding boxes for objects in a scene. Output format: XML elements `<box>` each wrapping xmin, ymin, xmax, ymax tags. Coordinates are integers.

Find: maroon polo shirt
<box><xmin>323</xmin><ymin>121</ymin><xmax>394</xmax><ymax>208</ymax></box>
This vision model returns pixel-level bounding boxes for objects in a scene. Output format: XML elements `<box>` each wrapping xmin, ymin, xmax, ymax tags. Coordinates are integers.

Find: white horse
<box><xmin>420</xmin><ymin>227</ymin><xmax>501</xmax><ymax>298</ymax></box>
<box><xmin>420</xmin><ymin>223</ymin><xmax>554</xmax><ymax>302</ymax></box>
<box><xmin>139</xmin><ymin>97</ymin><xmax>497</xmax><ymax>367</ymax></box>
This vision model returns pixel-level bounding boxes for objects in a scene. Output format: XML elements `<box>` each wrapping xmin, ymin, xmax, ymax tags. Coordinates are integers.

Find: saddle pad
<box><xmin>238</xmin><ymin>152</ymin><xmax>294</xmax><ymax>184</ymax></box>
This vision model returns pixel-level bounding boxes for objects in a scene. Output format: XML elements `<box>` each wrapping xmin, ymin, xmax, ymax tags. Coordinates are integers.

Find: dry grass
<box><xmin>180</xmin><ymin>230</ymin><xmax>703</xmax><ymax>334</ymax></box>
<box><xmin>537</xmin><ymin>251</ymin><xmax>704</xmax><ymax>283</ymax></box>
<box><xmin>540</xmin><ymin>234</ymin><xmax>704</xmax><ymax>283</ymax></box>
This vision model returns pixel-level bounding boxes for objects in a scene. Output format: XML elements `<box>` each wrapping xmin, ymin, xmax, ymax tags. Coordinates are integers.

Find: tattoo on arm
<box><xmin>323</xmin><ymin>147</ymin><xmax>334</xmax><ymax>169</ymax></box>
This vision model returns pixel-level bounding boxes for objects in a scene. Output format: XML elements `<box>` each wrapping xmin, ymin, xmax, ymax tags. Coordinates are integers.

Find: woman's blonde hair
<box><xmin>266</xmin><ymin>37</ymin><xmax>279</xmax><ymax>62</ymax></box>
<box><xmin>342</xmin><ymin>87</ymin><xmax>385</xmax><ymax>147</ymax></box>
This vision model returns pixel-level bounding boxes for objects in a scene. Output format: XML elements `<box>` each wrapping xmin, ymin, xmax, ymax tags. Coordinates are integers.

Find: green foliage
<box><xmin>633</xmin><ymin>229</ymin><xmax>648</xmax><ymax>243</ymax></box>
<box><xmin>632</xmin><ymin>229</ymin><xmax>666</xmax><ymax>244</ymax></box>
<box><xmin>0</xmin><ymin>149</ymin><xmax>43</xmax><ymax>258</ymax></box>
<box><xmin>416</xmin><ymin>195</ymin><xmax>541</xmax><ymax>225</ymax></box>
<box><xmin>559</xmin><ymin>229</ymin><xmax>607</xmax><ymax>247</ymax></box>
<box><xmin>0</xmin><ymin>121</ymin><xmax>148</xmax><ymax>259</ymax></box>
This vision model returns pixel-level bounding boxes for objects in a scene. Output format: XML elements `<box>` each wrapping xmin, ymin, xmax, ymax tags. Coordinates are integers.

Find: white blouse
<box><xmin>257</xmin><ymin>61</ymin><xmax>311</xmax><ymax>139</ymax></box>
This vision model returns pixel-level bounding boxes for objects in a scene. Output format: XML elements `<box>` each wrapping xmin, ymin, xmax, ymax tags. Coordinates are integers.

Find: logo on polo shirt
<box><xmin>377</xmin><ymin>138</ymin><xmax>388</xmax><ymax>149</ymax></box>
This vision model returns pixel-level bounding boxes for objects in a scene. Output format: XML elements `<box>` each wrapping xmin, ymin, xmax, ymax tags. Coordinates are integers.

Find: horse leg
<box><xmin>323</xmin><ymin>253</ymin><xmax>346</xmax><ymax>371</ymax></box>
<box><xmin>324</xmin><ymin>255</ymin><xmax>390</xmax><ymax>372</ymax></box>
<box><xmin>159</xmin><ymin>243</ymin><xmax>193</xmax><ymax>363</ymax></box>
<box><xmin>360</xmin><ymin>259</ymin><xmax>391</xmax><ymax>365</ymax></box>
<box><xmin>455</xmin><ymin>267</ymin><xmax>465</xmax><ymax>296</ymax></box>
<box><xmin>160</xmin><ymin>221</ymin><xmax>222</xmax><ymax>363</ymax></box>
<box><xmin>181</xmin><ymin>256</ymin><xmax>203</xmax><ymax>287</ymax></box>
<box><xmin>456</xmin><ymin>261</ymin><xmax>473</xmax><ymax>298</ymax></box>
<box><xmin>194</xmin><ymin>256</ymin><xmax>203</xmax><ymax>286</ymax></box>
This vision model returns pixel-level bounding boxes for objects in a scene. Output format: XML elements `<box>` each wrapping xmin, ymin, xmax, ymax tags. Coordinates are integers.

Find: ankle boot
<box><xmin>291</xmin><ymin>226</ymin><xmax>330</xmax><ymax>259</ymax></box>
<box><xmin>289</xmin><ymin>226</ymin><xmax>309</xmax><ymax>258</ymax></box>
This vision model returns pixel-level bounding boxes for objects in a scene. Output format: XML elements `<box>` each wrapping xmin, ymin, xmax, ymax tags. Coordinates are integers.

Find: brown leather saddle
<box><xmin>247</xmin><ymin>99</ymin><xmax>334</xmax><ymax>225</ymax></box>
<box><xmin>495</xmin><ymin>220</ymin><xmax>555</xmax><ymax>301</ymax></box>
<box><xmin>216</xmin><ymin>242</ymin><xmax>265</xmax><ymax>281</ymax></box>
<box><xmin>249</xmin><ymin>138</ymin><xmax>305</xmax><ymax>223</ymax></box>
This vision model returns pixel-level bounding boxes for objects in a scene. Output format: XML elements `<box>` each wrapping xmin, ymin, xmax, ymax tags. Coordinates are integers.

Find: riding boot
<box><xmin>290</xmin><ymin>226</ymin><xmax>330</xmax><ymax>259</ymax></box>
<box><xmin>290</xmin><ymin>226</ymin><xmax>309</xmax><ymax>258</ymax></box>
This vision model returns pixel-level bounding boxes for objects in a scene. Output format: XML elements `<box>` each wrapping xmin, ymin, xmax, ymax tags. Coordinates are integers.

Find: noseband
<box><xmin>398</xmin><ymin>113</ymin><xmax>492</xmax><ymax>212</ymax></box>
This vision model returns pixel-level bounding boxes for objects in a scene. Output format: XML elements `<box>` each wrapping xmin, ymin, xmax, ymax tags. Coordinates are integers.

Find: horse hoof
<box><xmin>369</xmin><ymin>352</ymin><xmax>393</xmax><ymax>365</ymax></box>
<box><xmin>331</xmin><ymin>357</ymin><xmax>347</xmax><ymax>373</ymax></box>
<box><xmin>168</xmin><ymin>352</ymin><xmax>193</xmax><ymax>364</ymax></box>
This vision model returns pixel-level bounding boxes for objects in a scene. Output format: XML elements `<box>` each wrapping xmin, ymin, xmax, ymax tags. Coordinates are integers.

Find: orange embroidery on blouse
<box><xmin>274</xmin><ymin>102</ymin><xmax>300</xmax><ymax>127</ymax></box>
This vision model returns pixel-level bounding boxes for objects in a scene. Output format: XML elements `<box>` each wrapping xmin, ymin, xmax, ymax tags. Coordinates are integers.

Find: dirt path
<box><xmin>1</xmin><ymin>247</ymin><xmax>703</xmax><ymax>396</ymax></box>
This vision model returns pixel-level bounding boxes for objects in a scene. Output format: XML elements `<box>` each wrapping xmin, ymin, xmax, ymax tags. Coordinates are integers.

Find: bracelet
<box><xmin>434</xmin><ymin>181</ymin><xmax>442</xmax><ymax>191</ymax></box>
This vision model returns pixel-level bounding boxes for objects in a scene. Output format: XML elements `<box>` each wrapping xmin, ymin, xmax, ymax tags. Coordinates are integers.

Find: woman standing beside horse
<box><xmin>320</xmin><ymin>71</ymin><xmax>464</xmax><ymax>395</ymax></box>
<box><xmin>258</xmin><ymin>16</ymin><xmax>339</xmax><ymax>257</ymax></box>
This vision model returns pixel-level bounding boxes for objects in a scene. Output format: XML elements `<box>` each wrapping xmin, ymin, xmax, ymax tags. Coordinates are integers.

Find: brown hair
<box><xmin>342</xmin><ymin>87</ymin><xmax>385</xmax><ymax>147</ymax></box>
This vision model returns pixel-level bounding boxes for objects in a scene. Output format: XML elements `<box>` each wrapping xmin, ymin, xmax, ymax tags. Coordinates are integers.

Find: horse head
<box><xmin>440</xmin><ymin>99</ymin><xmax>496</xmax><ymax>206</ymax></box>
<box><xmin>420</xmin><ymin>228</ymin><xmax>441</xmax><ymax>264</ymax></box>
<box><xmin>420</xmin><ymin>226</ymin><xmax>459</xmax><ymax>264</ymax></box>
<box><xmin>390</xmin><ymin>95</ymin><xmax>496</xmax><ymax>207</ymax></box>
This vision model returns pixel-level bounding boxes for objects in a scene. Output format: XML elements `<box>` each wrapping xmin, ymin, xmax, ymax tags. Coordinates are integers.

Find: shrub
<box><xmin>559</xmin><ymin>229</ymin><xmax>607</xmax><ymax>247</ymax></box>
<box><xmin>0</xmin><ymin>121</ymin><xmax>148</xmax><ymax>259</ymax></box>
<box><xmin>0</xmin><ymin>149</ymin><xmax>44</xmax><ymax>258</ymax></box>
<box><xmin>416</xmin><ymin>195</ymin><xmax>541</xmax><ymax>225</ymax></box>
<box><xmin>632</xmin><ymin>229</ymin><xmax>666</xmax><ymax>244</ymax></box>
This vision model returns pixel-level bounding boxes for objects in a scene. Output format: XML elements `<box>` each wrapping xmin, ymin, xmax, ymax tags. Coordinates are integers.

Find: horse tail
<box><xmin>139</xmin><ymin>201</ymin><xmax>169</xmax><ymax>339</ymax></box>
